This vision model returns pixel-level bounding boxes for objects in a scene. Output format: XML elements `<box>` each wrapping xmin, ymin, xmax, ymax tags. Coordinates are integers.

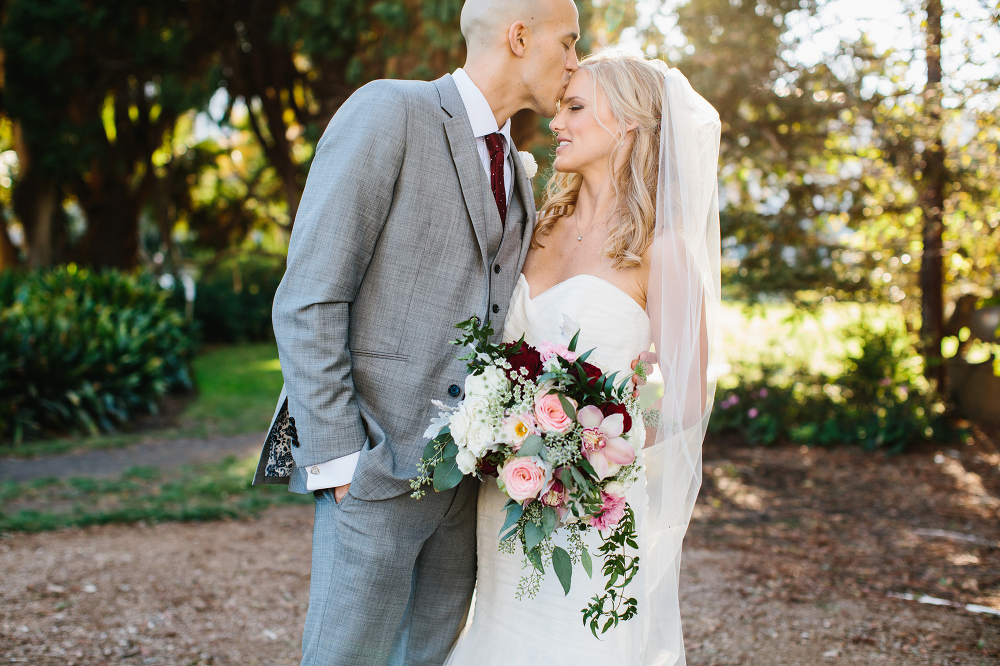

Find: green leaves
<box><xmin>552</xmin><ymin>546</ymin><xmax>573</xmax><ymax>595</ymax></box>
<box><xmin>524</xmin><ymin>520</ymin><xmax>545</xmax><ymax>554</ymax></box>
<box><xmin>581</xmin><ymin>547</ymin><xmax>593</xmax><ymax>578</ymax></box>
<box><xmin>0</xmin><ymin>267</ymin><xmax>197</xmax><ymax>443</ymax></box>
<box><xmin>431</xmin><ymin>441</ymin><xmax>462</xmax><ymax>491</ymax></box>
<box><xmin>516</xmin><ymin>435</ymin><xmax>544</xmax><ymax>457</ymax></box>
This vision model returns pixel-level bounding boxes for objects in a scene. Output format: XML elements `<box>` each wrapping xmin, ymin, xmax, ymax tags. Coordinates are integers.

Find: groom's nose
<box><xmin>566</xmin><ymin>48</ymin><xmax>579</xmax><ymax>72</ymax></box>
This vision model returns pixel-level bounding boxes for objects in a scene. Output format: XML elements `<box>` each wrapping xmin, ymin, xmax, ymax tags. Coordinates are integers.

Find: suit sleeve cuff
<box><xmin>304</xmin><ymin>449</ymin><xmax>362</xmax><ymax>491</ymax></box>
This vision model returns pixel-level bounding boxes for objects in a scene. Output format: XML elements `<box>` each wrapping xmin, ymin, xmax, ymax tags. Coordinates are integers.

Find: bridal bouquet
<box><xmin>411</xmin><ymin>317</ymin><xmax>645</xmax><ymax>635</ymax></box>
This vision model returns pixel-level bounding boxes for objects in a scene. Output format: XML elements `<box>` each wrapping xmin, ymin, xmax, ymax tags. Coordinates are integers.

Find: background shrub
<box><xmin>180</xmin><ymin>252</ymin><xmax>284</xmax><ymax>343</ymax></box>
<box><xmin>0</xmin><ymin>265</ymin><xmax>197</xmax><ymax>444</ymax></box>
<box><xmin>710</xmin><ymin>319</ymin><xmax>953</xmax><ymax>453</ymax></box>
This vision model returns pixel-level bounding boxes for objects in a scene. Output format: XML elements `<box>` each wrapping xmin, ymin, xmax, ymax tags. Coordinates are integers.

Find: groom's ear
<box><xmin>508</xmin><ymin>21</ymin><xmax>528</xmax><ymax>58</ymax></box>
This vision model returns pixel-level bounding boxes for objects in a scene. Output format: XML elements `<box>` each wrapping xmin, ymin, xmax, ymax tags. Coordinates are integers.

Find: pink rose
<box><xmin>577</xmin><ymin>405</ymin><xmax>635</xmax><ymax>480</ymax></box>
<box><xmin>748</xmin><ymin>408</ymin><xmax>759</xmax><ymax>419</ymax></box>
<box><xmin>590</xmin><ymin>492</ymin><xmax>627</xmax><ymax>531</ymax></box>
<box><xmin>534</xmin><ymin>393</ymin><xmax>575</xmax><ymax>433</ymax></box>
<box><xmin>501</xmin><ymin>458</ymin><xmax>547</xmax><ymax>502</ymax></box>
<box><xmin>537</xmin><ymin>341</ymin><xmax>579</xmax><ymax>363</ymax></box>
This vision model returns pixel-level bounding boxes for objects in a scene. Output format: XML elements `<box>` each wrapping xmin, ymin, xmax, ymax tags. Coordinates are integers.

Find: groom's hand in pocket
<box><xmin>334</xmin><ymin>484</ymin><xmax>350</xmax><ymax>504</ymax></box>
<box><xmin>630</xmin><ymin>351</ymin><xmax>658</xmax><ymax>398</ymax></box>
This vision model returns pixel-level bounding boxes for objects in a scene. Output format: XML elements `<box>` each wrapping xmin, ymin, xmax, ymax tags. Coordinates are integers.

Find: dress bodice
<box><xmin>502</xmin><ymin>273</ymin><xmax>653</xmax><ymax>377</ymax></box>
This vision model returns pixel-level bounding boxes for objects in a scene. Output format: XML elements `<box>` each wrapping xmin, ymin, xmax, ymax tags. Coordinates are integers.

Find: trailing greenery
<box><xmin>0</xmin><ymin>456</ymin><xmax>311</xmax><ymax>533</ymax></box>
<box><xmin>710</xmin><ymin>319</ymin><xmax>954</xmax><ymax>453</ymax></box>
<box><xmin>0</xmin><ymin>265</ymin><xmax>196</xmax><ymax>444</ymax></box>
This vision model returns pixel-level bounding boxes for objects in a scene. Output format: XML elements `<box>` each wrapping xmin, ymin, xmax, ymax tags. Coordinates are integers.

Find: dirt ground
<box><xmin>2</xmin><ymin>431</ymin><xmax>998</xmax><ymax>665</ymax></box>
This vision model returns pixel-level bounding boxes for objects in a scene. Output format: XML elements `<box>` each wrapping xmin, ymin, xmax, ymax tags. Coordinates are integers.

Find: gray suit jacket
<box><xmin>258</xmin><ymin>74</ymin><xmax>536</xmax><ymax>500</ymax></box>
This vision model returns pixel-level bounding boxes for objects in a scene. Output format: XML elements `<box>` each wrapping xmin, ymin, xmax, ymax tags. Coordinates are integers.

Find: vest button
<box><xmin>494</xmin><ymin>265</ymin><xmax>501</xmax><ymax>274</ymax></box>
<box><xmin>492</xmin><ymin>304</ymin><xmax>500</xmax><ymax>314</ymax></box>
<box><xmin>448</xmin><ymin>384</ymin><xmax>461</xmax><ymax>398</ymax></box>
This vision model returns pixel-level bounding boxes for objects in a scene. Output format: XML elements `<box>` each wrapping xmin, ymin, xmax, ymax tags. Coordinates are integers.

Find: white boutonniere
<box><xmin>518</xmin><ymin>150</ymin><xmax>538</xmax><ymax>178</ymax></box>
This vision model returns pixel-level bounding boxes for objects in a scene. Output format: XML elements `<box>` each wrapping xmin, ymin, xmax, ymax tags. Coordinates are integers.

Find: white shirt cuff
<box><xmin>304</xmin><ymin>450</ymin><xmax>361</xmax><ymax>491</ymax></box>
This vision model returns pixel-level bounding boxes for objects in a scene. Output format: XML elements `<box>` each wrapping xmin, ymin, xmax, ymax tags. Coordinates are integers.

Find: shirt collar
<box><xmin>452</xmin><ymin>68</ymin><xmax>512</xmax><ymax>155</ymax></box>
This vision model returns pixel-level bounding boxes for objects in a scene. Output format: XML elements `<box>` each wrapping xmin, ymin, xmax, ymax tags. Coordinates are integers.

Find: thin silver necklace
<box><xmin>573</xmin><ymin>216</ymin><xmax>602</xmax><ymax>242</ymax></box>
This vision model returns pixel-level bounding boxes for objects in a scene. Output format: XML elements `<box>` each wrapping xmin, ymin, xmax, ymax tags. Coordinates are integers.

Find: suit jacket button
<box><xmin>448</xmin><ymin>384</ymin><xmax>461</xmax><ymax>397</ymax></box>
<box><xmin>494</xmin><ymin>265</ymin><xmax>501</xmax><ymax>274</ymax></box>
<box><xmin>492</xmin><ymin>304</ymin><xmax>500</xmax><ymax>314</ymax></box>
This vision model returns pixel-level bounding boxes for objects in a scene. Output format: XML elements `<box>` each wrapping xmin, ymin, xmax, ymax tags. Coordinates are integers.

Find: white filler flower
<box><xmin>519</xmin><ymin>151</ymin><xmax>538</xmax><ymax>178</ymax></box>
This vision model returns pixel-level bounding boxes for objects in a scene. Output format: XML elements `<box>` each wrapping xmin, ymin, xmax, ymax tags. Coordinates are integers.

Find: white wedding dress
<box><xmin>444</xmin><ymin>273</ymin><xmax>653</xmax><ymax>666</ymax></box>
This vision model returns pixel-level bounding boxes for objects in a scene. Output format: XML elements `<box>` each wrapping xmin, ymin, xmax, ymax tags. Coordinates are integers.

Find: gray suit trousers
<box><xmin>301</xmin><ymin>477</ymin><xmax>479</xmax><ymax>666</ymax></box>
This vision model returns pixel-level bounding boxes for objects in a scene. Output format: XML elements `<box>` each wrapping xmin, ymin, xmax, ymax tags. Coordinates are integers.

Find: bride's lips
<box><xmin>555</xmin><ymin>138</ymin><xmax>571</xmax><ymax>153</ymax></box>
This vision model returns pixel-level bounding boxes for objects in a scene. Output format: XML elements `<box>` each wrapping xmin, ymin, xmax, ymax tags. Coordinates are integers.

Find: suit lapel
<box><xmin>509</xmin><ymin>143</ymin><xmax>537</xmax><ymax>269</ymax></box>
<box><xmin>436</xmin><ymin>76</ymin><xmax>491</xmax><ymax>268</ymax></box>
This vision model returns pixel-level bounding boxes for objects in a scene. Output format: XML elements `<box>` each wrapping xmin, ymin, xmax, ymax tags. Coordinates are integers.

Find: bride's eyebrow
<box><xmin>563</xmin><ymin>96</ymin><xmax>584</xmax><ymax>104</ymax></box>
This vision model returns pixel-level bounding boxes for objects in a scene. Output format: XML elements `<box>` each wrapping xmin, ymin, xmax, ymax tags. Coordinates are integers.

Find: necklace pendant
<box><xmin>577</xmin><ymin>235</ymin><xmax>583</xmax><ymax>241</ymax></box>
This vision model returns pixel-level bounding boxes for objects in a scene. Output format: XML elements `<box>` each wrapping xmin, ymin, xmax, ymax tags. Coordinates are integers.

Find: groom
<box><xmin>258</xmin><ymin>0</ymin><xmax>582</xmax><ymax>664</ymax></box>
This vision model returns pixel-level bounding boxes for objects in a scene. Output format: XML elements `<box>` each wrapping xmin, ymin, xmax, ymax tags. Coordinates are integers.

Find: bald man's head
<box><xmin>459</xmin><ymin>0</ymin><xmax>580</xmax><ymax>118</ymax></box>
<box><xmin>461</xmin><ymin>0</ymin><xmax>577</xmax><ymax>54</ymax></box>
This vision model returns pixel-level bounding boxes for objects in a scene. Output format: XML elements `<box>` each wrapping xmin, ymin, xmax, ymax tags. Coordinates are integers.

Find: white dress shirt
<box><xmin>305</xmin><ymin>69</ymin><xmax>514</xmax><ymax>492</ymax></box>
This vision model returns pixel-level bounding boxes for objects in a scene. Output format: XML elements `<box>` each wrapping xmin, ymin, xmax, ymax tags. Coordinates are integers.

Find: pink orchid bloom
<box><xmin>577</xmin><ymin>405</ymin><xmax>635</xmax><ymax>480</ymax></box>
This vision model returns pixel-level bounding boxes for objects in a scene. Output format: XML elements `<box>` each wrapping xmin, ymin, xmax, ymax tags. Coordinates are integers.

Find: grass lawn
<box><xmin>0</xmin><ymin>456</ymin><xmax>312</xmax><ymax>533</ymax></box>
<box><xmin>4</xmin><ymin>343</ymin><xmax>283</xmax><ymax>458</ymax></box>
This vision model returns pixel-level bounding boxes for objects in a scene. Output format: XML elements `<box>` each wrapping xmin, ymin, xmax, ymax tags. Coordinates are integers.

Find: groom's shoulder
<box><xmin>349</xmin><ymin>77</ymin><xmax>441</xmax><ymax>111</ymax></box>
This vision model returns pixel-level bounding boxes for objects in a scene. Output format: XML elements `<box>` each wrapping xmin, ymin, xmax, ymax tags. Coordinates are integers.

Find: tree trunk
<box><xmin>75</xmin><ymin>182</ymin><xmax>143</xmax><ymax>270</ymax></box>
<box><xmin>0</xmin><ymin>223</ymin><xmax>20</xmax><ymax>270</ymax></box>
<box><xmin>15</xmin><ymin>174</ymin><xmax>59</xmax><ymax>269</ymax></box>
<box><xmin>919</xmin><ymin>0</ymin><xmax>946</xmax><ymax>392</ymax></box>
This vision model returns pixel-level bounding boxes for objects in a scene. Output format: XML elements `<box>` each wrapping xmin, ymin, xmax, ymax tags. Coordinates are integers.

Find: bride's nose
<box><xmin>549</xmin><ymin>112</ymin><xmax>565</xmax><ymax>134</ymax></box>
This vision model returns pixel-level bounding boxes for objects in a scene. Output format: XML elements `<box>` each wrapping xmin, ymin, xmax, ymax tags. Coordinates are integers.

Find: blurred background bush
<box><xmin>0</xmin><ymin>265</ymin><xmax>196</xmax><ymax>443</ymax></box>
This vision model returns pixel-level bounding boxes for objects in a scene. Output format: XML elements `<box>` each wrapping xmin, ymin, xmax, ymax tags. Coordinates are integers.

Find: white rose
<box><xmin>464</xmin><ymin>366</ymin><xmax>509</xmax><ymax>399</ymax></box>
<box><xmin>603</xmin><ymin>481</ymin><xmax>626</xmax><ymax>497</ymax></box>
<box><xmin>481</xmin><ymin>366</ymin><xmax>510</xmax><ymax>394</ymax></box>
<box><xmin>519</xmin><ymin>150</ymin><xmax>538</xmax><ymax>178</ymax></box>
<box><xmin>449</xmin><ymin>409</ymin><xmax>471</xmax><ymax>447</ymax></box>
<box><xmin>456</xmin><ymin>446</ymin><xmax>478</xmax><ymax>474</ymax></box>
<box><xmin>465</xmin><ymin>420</ymin><xmax>495</xmax><ymax>457</ymax></box>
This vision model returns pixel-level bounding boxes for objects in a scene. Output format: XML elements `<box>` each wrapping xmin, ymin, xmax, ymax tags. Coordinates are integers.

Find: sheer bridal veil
<box><xmin>641</xmin><ymin>61</ymin><xmax>721</xmax><ymax>665</ymax></box>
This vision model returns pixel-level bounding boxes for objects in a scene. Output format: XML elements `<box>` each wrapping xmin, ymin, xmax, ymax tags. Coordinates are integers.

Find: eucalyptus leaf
<box><xmin>581</xmin><ymin>547</ymin><xmax>593</xmax><ymax>578</ymax></box>
<box><xmin>432</xmin><ymin>452</ymin><xmax>462</xmax><ymax>491</ymax></box>
<box><xmin>551</xmin><ymin>546</ymin><xmax>573</xmax><ymax>595</ymax></box>
<box><xmin>524</xmin><ymin>520</ymin><xmax>544</xmax><ymax>553</ymax></box>
<box><xmin>517</xmin><ymin>435</ymin><xmax>544</xmax><ymax>457</ymax></box>
<box><xmin>499</xmin><ymin>502</ymin><xmax>524</xmax><ymax>535</ymax></box>
<box><xmin>541</xmin><ymin>505</ymin><xmax>557</xmax><ymax>536</ymax></box>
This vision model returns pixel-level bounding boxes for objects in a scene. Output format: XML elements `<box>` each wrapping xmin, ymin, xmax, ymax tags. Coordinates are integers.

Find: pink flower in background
<box><xmin>879</xmin><ymin>378</ymin><xmax>893</xmax><ymax>387</ymax></box>
<box><xmin>578</xmin><ymin>405</ymin><xmax>635</xmax><ymax>479</ymax></box>
<box><xmin>759</xmin><ymin>388</ymin><xmax>769</xmax><ymax>398</ymax></box>
<box><xmin>748</xmin><ymin>408</ymin><xmax>759</xmax><ymax>419</ymax></box>
<box><xmin>534</xmin><ymin>393</ymin><xmax>575</xmax><ymax>433</ymax></box>
<box><xmin>720</xmin><ymin>394</ymin><xmax>740</xmax><ymax>410</ymax></box>
<box><xmin>537</xmin><ymin>341</ymin><xmax>579</xmax><ymax>363</ymax></box>
<box><xmin>590</xmin><ymin>492</ymin><xmax>627</xmax><ymax>531</ymax></box>
<box><xmin>501</xmin><ymin>459</ymin><xmax>547</xmax><ymax>502</ymax></box>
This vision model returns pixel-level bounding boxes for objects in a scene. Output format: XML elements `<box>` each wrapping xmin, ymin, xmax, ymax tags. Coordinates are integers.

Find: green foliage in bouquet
<box><xmin>710</xmin><ymin>319</ymin><xmax>954</xmax><ymax>452</ymax></box>
<box><xmin>412</xmin><ymin>316</ymin><xmax>642</xmax><ymax>635</ymax></box>
<box><xmin>0</xmin><ymin>266</ymin><xmax>197</xmax><ymax>444</ymax></box>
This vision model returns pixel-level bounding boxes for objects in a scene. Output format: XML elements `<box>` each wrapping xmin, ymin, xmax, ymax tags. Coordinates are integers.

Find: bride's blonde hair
<box><xmin>533</xmin><ymin>52</ymin><xmax>665</xmax><ymax>269</ymax></box>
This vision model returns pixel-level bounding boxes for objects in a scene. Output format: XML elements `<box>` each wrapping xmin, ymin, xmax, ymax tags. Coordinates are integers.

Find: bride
<box><xmin>445</xmin><ymin>52</ymin><xmax>721</xmax><ymax>665</ymax></box>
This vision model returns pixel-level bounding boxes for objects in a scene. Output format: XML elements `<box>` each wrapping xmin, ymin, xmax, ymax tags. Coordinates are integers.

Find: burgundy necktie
<box><xmin>484</xmin><ymin>133</ymin><xmax>507</xmax><ymax>225</ymax></box>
